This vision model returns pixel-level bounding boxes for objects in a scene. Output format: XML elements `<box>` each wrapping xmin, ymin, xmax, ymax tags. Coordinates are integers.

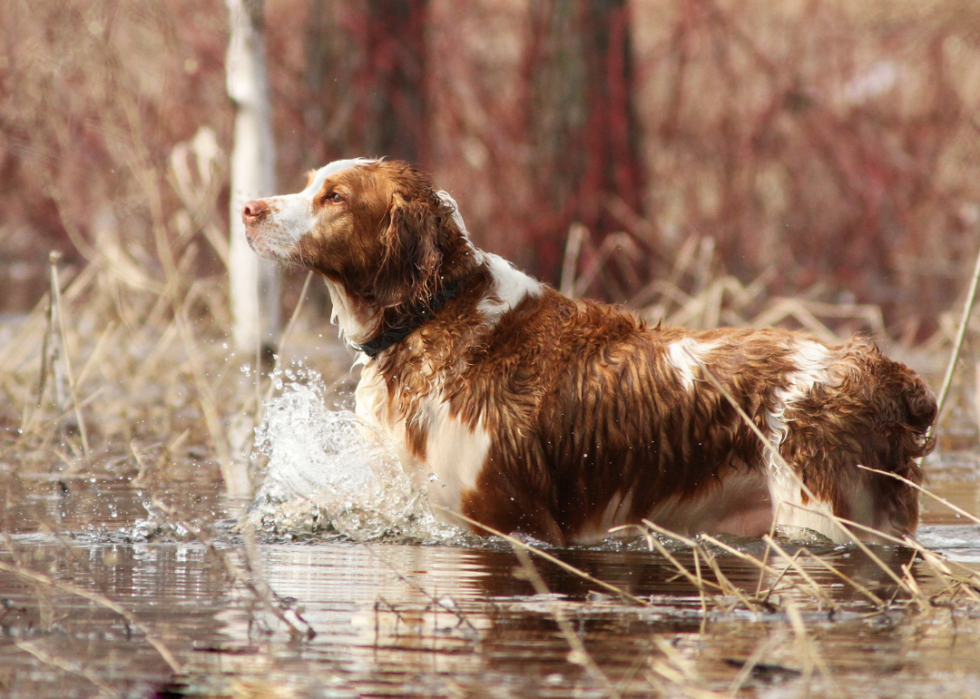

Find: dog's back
<box><xmin>451</xmin><ymin>290</ymin><xmax>936</xmax><ymax>544</ymax></box>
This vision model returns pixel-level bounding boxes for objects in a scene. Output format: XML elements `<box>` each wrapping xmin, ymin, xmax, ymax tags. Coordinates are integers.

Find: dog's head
<box><xmin>243</xmin><ymin>159</ymin><xmax>469</xmax><ymax>310</ymax></box>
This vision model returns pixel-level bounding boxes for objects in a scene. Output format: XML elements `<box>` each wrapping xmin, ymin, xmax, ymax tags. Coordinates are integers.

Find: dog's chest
<box><xmin>354</xmin><ymin>362</ymin><xmax>492</xmax><ymax>520</ymax></box>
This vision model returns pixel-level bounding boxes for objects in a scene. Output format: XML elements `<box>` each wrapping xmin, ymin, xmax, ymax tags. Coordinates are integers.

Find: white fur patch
<box><xmin>665</xmin><ymin>338</ymin><xmax>719</xmax><ymax>391</ymax></box>
<box><xmin>354</xmin><ymin>364</ymin><xmax>389</xmax><ymax>434</ymax></box>
<box><xmin>763</xmin><ymin>340</ymin><xmax>847</xmax><ymax>542</ymax></box>
<box><xmin>477</xmin><ymin>253</ymin><xmax>544</xmax><ymax>326</ymax></box>
<box><xmin>420</xmin><ymin>398</ymin><xmax>492</xmax><ymax>515</ymax></box>
<box><xmin>322</xmin><ymin>278</ymin><xmax>377</xmax><ymax>350</ymax></box>
<box><xmin>266</xmin><ymin>158</ymin><xmax>377</xmax><ymax>246</ymax></box>
<box><xmin>436</xmin><ymin>190</ymin><xmax>472</xmax><ymax>239</ymax></box>
<box><xmin>306</xmin><ymin>158</ymin><xmax>377</xmax><ymax>195</ymax></box>
<box><xmin>354</xmin><ymin>368</ymin><xmax>490</xmax><ymax>518</ymax></box>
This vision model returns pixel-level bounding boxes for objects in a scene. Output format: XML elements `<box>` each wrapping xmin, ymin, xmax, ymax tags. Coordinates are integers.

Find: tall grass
<box><xmin>2</xmin><ymin>0</ymin><xmax>980</xmax><ymax>338</ymax></box>
<box><xmin>2</xmin><ymin>4</ymin><xmax>980</xmax><ymax>697</ymax></box>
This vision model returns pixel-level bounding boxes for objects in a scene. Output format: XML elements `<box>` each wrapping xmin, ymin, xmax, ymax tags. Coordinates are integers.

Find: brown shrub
<box><xmin>2</xmin><ymin>0</ymin><xmax>979</xmax><ymax>339</ymax></box>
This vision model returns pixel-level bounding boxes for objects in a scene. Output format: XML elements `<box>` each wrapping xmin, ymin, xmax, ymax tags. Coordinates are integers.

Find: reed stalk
<box><xmin>929</xmin><ymin>235</ymin><xmax>980</xmax><ymax>443</ymax></box>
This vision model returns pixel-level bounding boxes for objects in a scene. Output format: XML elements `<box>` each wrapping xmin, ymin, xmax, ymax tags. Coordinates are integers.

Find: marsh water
<box><xmin>2</xmin><ymin>358</ymin><xmax>980</xmax><ymax>698</ymax></box>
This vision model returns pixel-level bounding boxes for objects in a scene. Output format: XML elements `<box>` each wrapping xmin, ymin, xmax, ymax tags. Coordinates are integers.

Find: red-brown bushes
<box><xmin>2</xmin><ymin>0</ymin><xmax>979</xmax><ymax>338</ymax></box>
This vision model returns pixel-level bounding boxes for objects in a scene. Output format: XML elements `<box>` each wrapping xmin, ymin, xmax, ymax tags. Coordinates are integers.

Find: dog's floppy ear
<box><xmin>374</xmin><ymin>189</ymin><xmax>443</xmax><ymax>308</ymax></box>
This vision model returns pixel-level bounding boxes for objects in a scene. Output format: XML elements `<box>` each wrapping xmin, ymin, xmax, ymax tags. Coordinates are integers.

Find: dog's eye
<box><xmin>324</xmin><ymin>191</ymin><xmax>344</xmax><ymax>204</ymax></box>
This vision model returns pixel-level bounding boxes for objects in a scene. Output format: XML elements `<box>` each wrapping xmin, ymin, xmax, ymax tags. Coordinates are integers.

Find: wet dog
<box><xmin>242</xmin><ymin>158</ymin><xmax>936</xmax><ymax>544</ymax></box>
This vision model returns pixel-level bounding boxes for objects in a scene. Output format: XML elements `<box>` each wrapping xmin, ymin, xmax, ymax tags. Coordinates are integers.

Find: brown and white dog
<box><xmin>242</xmin><ymin>158</ymin><xmax>936</xmax><ymax>545</ymax></box>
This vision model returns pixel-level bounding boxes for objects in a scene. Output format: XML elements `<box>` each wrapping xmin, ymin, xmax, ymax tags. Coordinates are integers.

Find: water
<box><xmin>1</xmin><ymin>369</ymin><xmax>980</xmax><ymax>698</ymax></box>
<box><xmin>247</xmin><ymin>369</ymin><xmax>450</xmax><ymax>541</ymax></box>
<box><xmin>4</xmin><ymin>520</ymin><xmax>980</xmax><ymax>698</ymax></box>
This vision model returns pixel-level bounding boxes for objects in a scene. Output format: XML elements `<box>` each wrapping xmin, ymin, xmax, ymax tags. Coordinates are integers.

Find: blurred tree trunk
<box><xmin>524</xmin><ymin>0</ymin><xmax>647</xmax><ymax>293</ymax></box>
<box><xmin>304</xmin><ymin>0</ymin><xmax>428</xmax><ymax>164</ymax></box>
<box><xmin>226</xmin><ymin>0</ymin><xmax>280</xmax><ymax>360</ymax></box>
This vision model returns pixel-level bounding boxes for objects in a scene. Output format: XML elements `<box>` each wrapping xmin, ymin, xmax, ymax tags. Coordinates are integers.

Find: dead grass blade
<box><xmin>761</xmin><ymin>535</ymin><xmax>839</xmax><ymax>612</ymax></box>
<box><xmin>633</xmin><ymin>520</ymin><xmax>757</xmax><ymax>609</ymax></box>
<box><xmin>647</xmin><ymin>636</ymin><xmax>728</xmax><ymax>699</ymax></box>
<box><xmin>560</xmin><ymin>222</ymin><xmax>587</xmax><ymax>298</ymax></box>
<box><xmin>725</xmin><ymin>633</ymin><xmax>787</xmax><ymax>698</ymax></box>
<box><xmin>15</xmin><ymin>639</ymin><xmax>116</xmax><ymax>698</ymax></box>
<box><xmin>856</xmin><ymin>463</ymin><xmax>980</xmax><ymax>527</ymax></box>
<box><xmin>796</xmin><ymin>547</ymin><xmax>886</xmax><ymax>608</ymax></box>
<box><xmin>911</xmin><ymin>544</ymin><xmax>980</xmax><ymax>604</ymax></box>
<box><xmin>73</xmin><ymin>320</ymin><xmax>118</xmax><ymax>389</ymax></box>
<box><xmin>788</xmin><ymin>506</ymin><xmax>920</xmax><ymax>600</ymax></box>
<box><xmin>930</xmin><ymin>233</ymin><xmax>980</xmax><ymax>443</ymax></box>
<box><xmin>151</xmin><ymin>498</ymin><xmax>315</xmax><ymax>641</ymax></box>
<box><xmin>700</xmin><ymin>533</ymin><xmax>880</xmax><ymax>609</ymax></box>
<box><xmin>782</xmin><ymin>595</ymin><xmax>835</xmax><ymax>692</ymax></box>
<box><xmin>315</xmin><ymin>510</ymin><xmax>481</xmax><ymax>636</ymax></box>
<box><xmin>612</xmin><ymin>523</ymin><xmax>723</xmax><ymax>607</ymax></box>
<box><xmin>173</xmin><ymin>314</ymin><xmax>234</xmax><ymax>492</ymax></box>
<box><xmin>260</xmin><ymin>271</ymin><xmax>315</xmax><ymax>412</ymax></box>
<box><xmin>48</xmin><ymin>252</ymin><xmax>90</xmax><ymax>459</ymax></box>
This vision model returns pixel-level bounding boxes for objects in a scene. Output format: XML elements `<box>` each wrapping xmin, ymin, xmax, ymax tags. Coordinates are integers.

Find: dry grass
<box><xmin>0</xmin><ymin>82</ymin><xmax>978</xmax><ymax>684</ymax></box>
<box><xmin>0</xmin><ymin>237</ymin><xmax>977</xmax><ymax>697</ymax></box>
<box><xmin>3</xmin><ymin>0</ymin><xmax>980</xmax><ymax>335</ymax></box>
<box><xmin>1</xmin><ymin>3</ymin><xmax>980</xmax><ymax>695</ymax></box>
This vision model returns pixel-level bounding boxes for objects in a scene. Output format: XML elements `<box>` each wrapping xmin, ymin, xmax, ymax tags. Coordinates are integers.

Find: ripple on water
<box><xmin>917</xmin><ymin>524</ymin><xmax>980</xmax><ymax>564</ymax></box>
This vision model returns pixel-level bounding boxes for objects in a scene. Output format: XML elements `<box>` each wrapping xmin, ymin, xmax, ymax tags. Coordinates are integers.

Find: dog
<box><xmin>242</xmin><ymin>158</ymin><xmax>936</xmax><ymax>545</ymax></box>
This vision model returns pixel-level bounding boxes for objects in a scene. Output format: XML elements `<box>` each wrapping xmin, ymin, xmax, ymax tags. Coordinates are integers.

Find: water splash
<box><xmin>247</xmin><ymin>365</ymin><xmax>459</xmax><ymax>542</ymax></box>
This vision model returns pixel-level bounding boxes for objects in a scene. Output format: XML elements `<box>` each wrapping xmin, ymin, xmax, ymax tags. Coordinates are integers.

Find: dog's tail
<box><xmin>888</xmin><ymin>363</ymin><xmax>937</xmax><ymax>461</ymax></box>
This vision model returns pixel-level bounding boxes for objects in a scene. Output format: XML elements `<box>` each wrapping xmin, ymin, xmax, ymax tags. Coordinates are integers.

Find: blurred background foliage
<box><xmin>2</xmin><ymin>0</ymin><xmax>980</xmax><ymax>341</ymax></box>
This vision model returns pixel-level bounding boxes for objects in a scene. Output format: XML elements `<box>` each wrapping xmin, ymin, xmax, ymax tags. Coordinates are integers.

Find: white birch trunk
<box><xmin>225</xmin><ymin>0</ymin><xmax>280</xmax><ymax>357</ymax></box>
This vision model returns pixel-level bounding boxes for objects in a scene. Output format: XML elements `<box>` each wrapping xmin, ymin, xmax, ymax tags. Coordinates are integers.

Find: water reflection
<box><xmin>1</xmin><ymin>478</ymin><xmax>979</xmax><ymax>697</ymax></box>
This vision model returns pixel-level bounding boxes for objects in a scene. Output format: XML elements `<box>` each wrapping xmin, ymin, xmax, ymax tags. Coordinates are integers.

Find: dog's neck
<box><xmin>322</xmin><ymin>246</ymin><xmax>487</xmax><ymax>358</ymax></box>
<box><xmin>356</xmin><ymin>282</ymin><xmax>461</xmax><ymax>357</ymax></box>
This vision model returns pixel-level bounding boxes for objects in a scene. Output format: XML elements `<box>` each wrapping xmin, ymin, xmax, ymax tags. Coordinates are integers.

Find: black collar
<box><xmin>356</xmin><ymin>284</ymin><xmax>460</xmax><ymax>358</ymax></box>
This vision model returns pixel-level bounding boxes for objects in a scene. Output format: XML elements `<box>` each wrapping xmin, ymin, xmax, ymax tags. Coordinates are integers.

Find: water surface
<box><xmin>1</xmin><ymin>368</ymin><xmax>979</xmax><ymax>698</ymax></box>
